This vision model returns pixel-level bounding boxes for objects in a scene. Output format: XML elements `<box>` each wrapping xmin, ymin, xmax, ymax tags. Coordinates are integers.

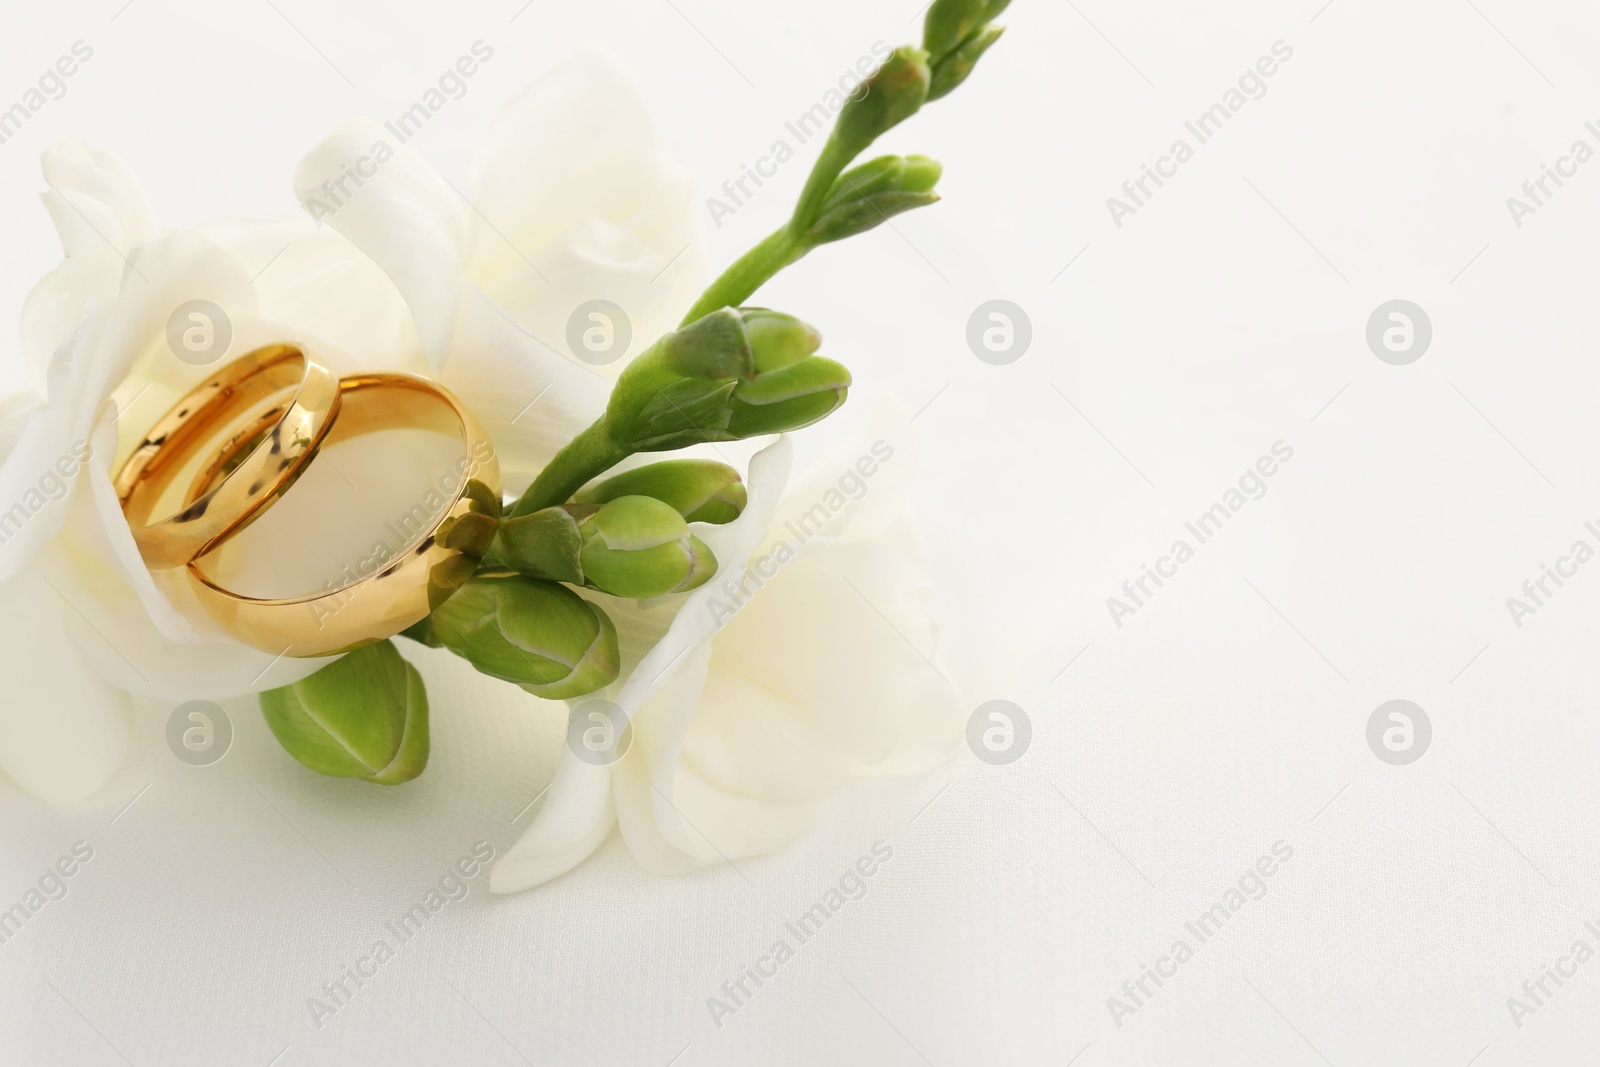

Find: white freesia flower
<box><xmin>0</xmin><ymin>51</ymin><xmax>700</xmax><ymax>804</ymax></box>
<box><xmin>491</xmin><ymin>401</ymin><xmax>965</xmax><ymax>892</ymax></box>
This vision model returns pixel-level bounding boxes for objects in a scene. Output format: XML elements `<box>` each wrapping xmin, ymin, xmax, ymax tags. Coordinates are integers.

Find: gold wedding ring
<box><xmin>116</xmin><ymin>343</ymin><xmax>340</xmax><ymax>570</ymax></box>
<box><xmin>182</xmin><ymin>373</ymin><xmax>500</xmax><ymax>658</ymax></box>
<box><xmin>117</xmin><ymin>349</ymin><xmax>500</xmax><ymax>658</ymax></box>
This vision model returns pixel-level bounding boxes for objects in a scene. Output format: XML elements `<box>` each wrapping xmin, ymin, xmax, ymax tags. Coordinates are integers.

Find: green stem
<box><xmin>788</xmin><ymin>135</ymin><xmax>858</xmax><ymax>239</ymax></box>
<box><xmin>680</xmin><ymin>135</ymin><xmax>861</xmax><ymax>326</ymax></box>
<box><xmin>509</xmin><ymin>419</ymin><xmax>631</xmax><ymax>518</ymax></box>
<box><xmin>680</xmin><ymin>229</ymin><xmax>805</xmax><ymax>326</ymax></box>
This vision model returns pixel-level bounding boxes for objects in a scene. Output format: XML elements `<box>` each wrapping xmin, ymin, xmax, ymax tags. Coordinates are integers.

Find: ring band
<box><xmin>116</xmin><ymin>344</ymin><xmax>341</xmax><ymax>570</ymax></box>
<box><xmin>183</xmin><ymin>373</ymin><xmax>501</xmax><ymax>658</ymax></box>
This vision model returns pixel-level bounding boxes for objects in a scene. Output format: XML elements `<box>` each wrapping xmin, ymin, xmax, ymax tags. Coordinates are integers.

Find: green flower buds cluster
<box><xmin>573</xmin><ymin>459</ymin><xmax>747</xmax><ymax>525</ymax></box>
<box><xmin>264</xmin><ymin>8</ymin><xmax>1014</xmax><ymax>788</ymax></box>
<box><xmin>807</xmin><ymin>154</ymin><xmax>943</xmax><ymax>246</ymax></box>
<box><xmin>601</xmin><ymin>307</ymin><xmax>850</xmax><ymax>455</ymax></box>
<box><xmin>259</xmin><ymin>640</ymin><xmax>429</xmax><ymax>784</ymax></box>
<box><xmin>924</xmin><ymin>0</ymin><xmax>1010</xmax><ymax>100</ymax></box>
<box><xmin>498</xmin><ymin>495</ymin><xmax>717</xmax><ymax>599</ymax></box>
<box><xmin>419</xmin><ymin>570</ymin><xmax>619</xmax><ymax>699</ymax></box>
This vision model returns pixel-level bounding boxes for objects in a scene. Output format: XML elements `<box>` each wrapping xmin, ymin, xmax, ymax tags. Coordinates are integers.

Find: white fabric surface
<box><xmin>4</xmin><ymin>1</ymin><xmax>1600</xmax><ymax>1064</ymax></box>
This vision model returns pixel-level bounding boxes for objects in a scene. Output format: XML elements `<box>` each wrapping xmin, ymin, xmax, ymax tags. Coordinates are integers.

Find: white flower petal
<box><xmin>290</xmin><ymin>115</ymin><xmax>621</xmax><ymax>486</ymax></box>
<box><xmin>22</xmin><ymin>141</ymin><xmax>158</xmax><ymax>397</ymax></box>
<box><xmin>612</xmin><ymin>437</ymin><xmax>796</xmax><ymax>719</ymax></box>
<box><xmin>198</xmin><ymin>217</ymin><xmax>427</xmax><ymax>376</ymax></box>
<box><xmin>0</xmin><ymin>315</ymin><xmax>106</xmax><ymax>581</ymax></box>
<box><xmin>37</xmin><ymin>141</ymin><xmax>158</xmax><ymax>269</ymax></box>
<box><xmin>606</xmin><ymin>440</ymin><xmax>799</xmax><ymax>869</ymax></box>
<box><xmin>618</xmin><ymin>758</ymin><xmax>824</xmax><ymax>872</ymax></box>
<box><xmin>0</xmin><ymin>230</ymin><xmax>260</xmax><ymax>583</ymax></box>
<box><xmin>42</xmin><ymin>457</ymin><xmax>334</xmax><ymax>701</ymax></box>
<box><xmin>0</xmin><ymin>556</ymin><xmax>131</xmax><ymax>806</ymax></box>
<box><xmin>610</xmin><ymin>403</ymin><xmax>961</xmax><ymax>875</ymax></box>
<box><xmin>612</xmin><ymin>639</ymin><xmax>721</xmax><ymax>871</ymax></box>
<box><xmin>436</xmin><ymin>287</ymin><xmax>610</xmax><ymax>492</ymax></box>
<box><xmin>492</xmin><ymin>440</ymin><xmax>794</xmax><ymax>888</ymax></box>
<box><xmin>0</xmin><ymin>393</ymin><xmax>35</xmax><ymax>454</ymax></box>
<box><xmin>292</xmin><ymin>119</ymin><xmax>467</xmax><ymax>366</ymax></box>
<box><xmin>612</xmin><ymin>638</ymin><xmax>833</xmax><ymax>871</ymax></box>
<box><xmin>466</xmin><ymin>49</ymin><xmax>707</xmax><ymax>362</ymax></box>
<box><xmin>688</xmin><ymin>546</ymin><xmax>963</xmax><ymax>790</ymax></box>
<box><xmin>679</xmin><ymin>668</ymin><xmax>852</xmax><ymax>802</ymax></box>
<box><xmin>489</xmin><ymin>750</ymin><xmax>616</xmax><ymax>894</ymax></box>
<box><xmin>0</xmin><ymin>397</ymin><xmax>129</xmax><ymax>804</ymax></box>
<box><xmin>698</xmin><ymin>401</ymin><xmax>964</xmax><ymax>781</ymax></box>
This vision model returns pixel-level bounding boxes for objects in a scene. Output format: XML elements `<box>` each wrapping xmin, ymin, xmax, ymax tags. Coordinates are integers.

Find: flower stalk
<box><xmin>281</xmin><ymin>7</ymin><xmax>1014</xmax><ymax>773</ymax></box>
<box><xmin>681</xmin><ymin>0</ymin><xmax>1008</xmax><ymax>322</ymax></box>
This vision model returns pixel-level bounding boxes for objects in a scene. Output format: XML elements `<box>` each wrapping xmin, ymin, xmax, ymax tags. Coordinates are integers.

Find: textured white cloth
<box><xmin>4</xmin><ymin>1</ymin><xmax>1600</xmax><ymax>1065</ymax></box>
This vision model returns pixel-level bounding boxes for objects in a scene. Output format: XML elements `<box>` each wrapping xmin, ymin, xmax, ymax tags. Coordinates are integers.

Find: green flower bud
<box><xmin>573</xmin><ymin>459</ymin><xmax>747</xmax><ymax>524</ymax></box>
<box><xmin>924</xmin><ymin>0</ymin><xmax>1011</xmax><ymax>63</ymax></box>
<box><xmin>622</xmin><ymin>377</ymin><xmax>741</xmax><ymax>452</ymax></box>
<box><xmin>427</xmin><ymin>571</ymin><xmax>619</xmax><ymax>699</ymax></box>
<box><xmin>496</xmin><ymin>507</ymin><xmax>584</xmax><ymax>584</ymax></box>
<box><xmin>606</xmin><ymin>308</ymin><xmax>849</xmax><ymax>451</ymax></box>
<box><xmin>928</xmin><ymin>24</ymin><xmax>1005</xmax><ymax>101</ymax></box>
<box><xmin>578</xmin><ymin>496</ymin><xmax>716</xmax><ymax>598</ymax></box>
<box><xmin>807</xmin><ymin>155</ymin><xmax>944</xmax><ymax>245</ymax></box>
<box><xmin>822</xmin><ymin>154</ymin><xmax>942</xmax><ymax>206</ymax></box>
<box><xmin>259</xmin><ymin>640</ymin><xmax>429</xmax><ymax>784</ymax></box>
<box><xmin>658</xmin><ymin>306</ymin><xmax>756</xmax><ymax>380</ymax></box>
<box><xmin>500</xmin><ymin>496</ymin><xmax>718</xmax><ymax>598</ymax></box>
<box><xmin>834</xmin><ymin>47</ymin><xmax>931</xmax><ymax>157</ymax></box>
<box><xmin>434</xmin><ymin>477</ymin><xmax>501</xmax><ymax>557</ymax></box>
<box><xmin>740</xmin><ymin>308</ymin><xmax>823</xmax><ymax>373</ymax></box>
<box><xmin>727</xmin><ymin>356</ymin><xmax>851</xmax><ymax>437</ymax></box>
<box><xmin>418</xmin><ymin>476</ymin><xmax>503</xmax><ymax>609</ymax></box>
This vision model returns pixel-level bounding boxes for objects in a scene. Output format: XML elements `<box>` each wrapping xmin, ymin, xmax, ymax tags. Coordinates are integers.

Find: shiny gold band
<box><xmin>183</xmin><ymin>373</ymin><xmax>500</xmax><ymax>658</ymax></box>
<box><xmin>116</xmin><ymin>344</ymin><xmax>340</xmax><ymax>570</ymax></box>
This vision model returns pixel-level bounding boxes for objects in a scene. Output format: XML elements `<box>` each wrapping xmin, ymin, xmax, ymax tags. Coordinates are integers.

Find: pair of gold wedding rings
<box><xmin>115</xmin><ymin>344</ymin><xmax>500</xmax><ymax>658</ymax></box>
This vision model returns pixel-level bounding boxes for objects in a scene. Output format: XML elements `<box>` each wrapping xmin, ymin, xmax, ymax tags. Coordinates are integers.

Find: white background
<box><xmin>4</xmin><ymin>0</ymin><xmax>1600</xmax><ymax>1063</ymax></box>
